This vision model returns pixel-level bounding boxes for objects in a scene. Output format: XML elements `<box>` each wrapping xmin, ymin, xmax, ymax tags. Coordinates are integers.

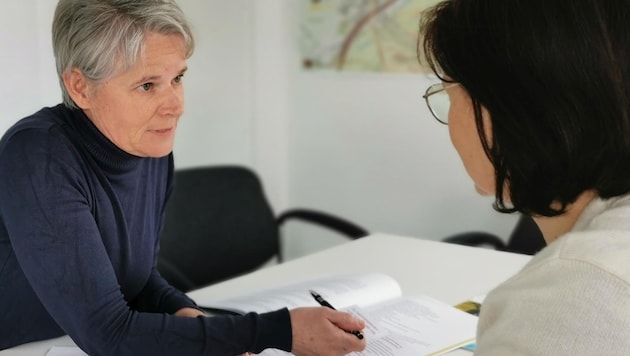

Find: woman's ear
<box><xmin>62</xmin><ymin>68</ymin><xmax>92</xmax><ymax>109</ymax></box>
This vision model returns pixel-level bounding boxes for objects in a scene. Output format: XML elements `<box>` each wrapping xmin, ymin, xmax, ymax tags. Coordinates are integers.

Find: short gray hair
<box><xmin>52</xmin><ymin>0</ymin><xmax>195</xmax><ymax>108</ymax></box>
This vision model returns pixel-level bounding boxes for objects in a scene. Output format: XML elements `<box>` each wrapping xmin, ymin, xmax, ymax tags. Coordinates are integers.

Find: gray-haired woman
<box><xmin>0</xmin><ymin>1</ymin><xmax>365</xmax><ymax>355</ymax></box>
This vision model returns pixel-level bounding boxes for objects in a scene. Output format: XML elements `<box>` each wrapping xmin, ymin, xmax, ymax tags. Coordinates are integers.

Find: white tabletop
<box><xmin>1</xmin><ymin>233</ymin><xmax>532</xmax><ymax>355</ymax></box>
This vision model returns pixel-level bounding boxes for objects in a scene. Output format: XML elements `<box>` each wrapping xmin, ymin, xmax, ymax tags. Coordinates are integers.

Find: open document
<box><xmin>195</xmin><ymin>272</ymin><xmax>478</xmax><ymax>356</ymax></box>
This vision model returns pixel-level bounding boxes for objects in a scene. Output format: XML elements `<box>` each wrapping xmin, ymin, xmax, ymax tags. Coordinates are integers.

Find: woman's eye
<box><xmin>173</xmin><ymin>74</ymin><xmax>184</xmax><ymax>84</ymax></box>
<box><xmin>140</xmin><ymin>83</ymin><xmax>153</xmax><ymax>91</ymax></box>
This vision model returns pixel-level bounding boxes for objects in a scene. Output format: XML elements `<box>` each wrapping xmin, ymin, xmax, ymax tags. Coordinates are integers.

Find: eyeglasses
<box><xmin>422</xmin><ymin>82</ymin><xmax>459</xmax><ymax>125</ymax></box>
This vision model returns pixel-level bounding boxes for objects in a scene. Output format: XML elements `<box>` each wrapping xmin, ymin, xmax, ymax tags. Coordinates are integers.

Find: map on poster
<box><xmin>298</xmin><ymin>0</ymin><xmax>438</xmax><ymax>73</ymax></box>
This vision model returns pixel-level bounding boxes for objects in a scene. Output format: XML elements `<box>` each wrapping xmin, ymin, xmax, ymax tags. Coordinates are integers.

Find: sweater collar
<box><xmin>68</xmin><ymin>106</ymin><xmax>142</xmax><ymax>173</ymax></box>
<box><xmin>573</xmin><ymin>194</ymin><xmax>630</xmax><ymax>233</ymax></box>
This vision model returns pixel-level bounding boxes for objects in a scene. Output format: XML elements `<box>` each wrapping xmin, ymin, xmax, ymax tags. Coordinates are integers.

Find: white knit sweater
<box><xmin>475</xmin><ymin>195</ymin><xmax>630</xmax><ymax>355</ymax></box>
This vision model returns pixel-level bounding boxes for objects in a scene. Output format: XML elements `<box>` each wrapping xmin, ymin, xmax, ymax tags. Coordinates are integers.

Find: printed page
<box><xmin>197</xmin><ymin>272</ymin><xmax>401</xmax><ymax>314</ymax></box>
<box><xmin>347</xmin><ymin>296</ymin><xmax>478</xmax><ymax>356</ymax></box>
<box><xmin>257</xmin><ymin>296</ymin><xmax>478</xmax><ymax>356</ymax></box>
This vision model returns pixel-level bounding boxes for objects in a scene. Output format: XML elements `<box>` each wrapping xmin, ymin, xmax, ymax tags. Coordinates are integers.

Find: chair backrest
<box><xmin>504</xmin><ymin>215</ymin><xmax>546</xmax><ymax>255</ymax></box>
<box><xmin>441</xmin><ymin>214</ymin><xmax>546</xmax><ymax>255</ymax></box>
<box><xmin>158</xmin><ymin>165</ymin><xmax>279</xmax><ymax>291</ymax></box>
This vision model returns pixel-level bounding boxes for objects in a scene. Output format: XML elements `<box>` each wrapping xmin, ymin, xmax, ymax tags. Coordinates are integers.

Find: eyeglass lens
<box><xmin>427</xmin><ymin>86</ymin><xmax>450</xmax><ymax>124</ymax></box>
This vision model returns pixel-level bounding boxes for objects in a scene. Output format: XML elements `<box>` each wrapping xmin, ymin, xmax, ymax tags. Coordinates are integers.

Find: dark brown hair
<box><xmin>420</xmin><ymin>0</ymin><xmax>630</xmax><ymax>216</ymax></box>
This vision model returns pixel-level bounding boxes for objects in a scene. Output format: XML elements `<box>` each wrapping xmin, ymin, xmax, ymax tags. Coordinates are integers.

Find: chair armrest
<box><xmin>443</xmin><ymin>232</ymin><xmax>507</xmax><ymax>251</ymax></box>
<box><xmin>276</xmin><ymin>208</ymin><xmax>369</xmax><ymax>239</ymax></box>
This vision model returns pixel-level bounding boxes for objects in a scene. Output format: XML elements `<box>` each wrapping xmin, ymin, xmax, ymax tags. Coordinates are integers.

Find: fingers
<box><xmin>331</xmin><ymin>311</ymin><xmax>366</xmax><ymax>350</ymax></box>
<box><xmin>335</xmin><ymin>324</ymin><xmax>366</xmax><ymax>353</ymax></box>
<box><xmin>329</xmin><ymin>309</ymin><xmax>366</xmax><ymax>333</ymax></box>
<box><xmin>290</xmin><ymin>307</ymin><xmax>366</xmax><ymax>356</ymax></box>
<box><xmin>173</xmin><ymin>307</ymin><xmax>206</xmax><ymax>318</ymax></box>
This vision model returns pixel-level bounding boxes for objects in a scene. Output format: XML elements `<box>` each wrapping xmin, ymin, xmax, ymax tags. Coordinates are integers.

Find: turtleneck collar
<box><xmin>63</xmin><ymin>105</ymin><xmax>143</xmax><ymax>174</ymax></box>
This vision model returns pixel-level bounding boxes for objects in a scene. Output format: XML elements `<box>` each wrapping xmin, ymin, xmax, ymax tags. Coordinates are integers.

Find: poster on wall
<box><xmin>298</xmin><ymin>0</ymin><xmax>438</xmax><ymax>73</ymax></box>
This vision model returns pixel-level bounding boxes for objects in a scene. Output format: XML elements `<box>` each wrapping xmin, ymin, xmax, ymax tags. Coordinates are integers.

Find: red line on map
<box><xmin>336</xmin><ymin>0</ymin><xmax>398</xmax><ymax>70</ymax></box>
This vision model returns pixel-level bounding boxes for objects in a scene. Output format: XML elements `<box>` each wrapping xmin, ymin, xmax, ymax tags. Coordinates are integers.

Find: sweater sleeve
<box><xmin>0</xmin><ymin>127</ymin><xmax>292</xmax><ymax>354</ymax></box>
<box><xmin>475</xmin><ymin>257</ymin><xmax>630</xmax><ymax>355</ymax></box>
<box><xmin>132</xmin><ymin>266</ymin><xmax>199</xmax><ymax>314</ymax></box>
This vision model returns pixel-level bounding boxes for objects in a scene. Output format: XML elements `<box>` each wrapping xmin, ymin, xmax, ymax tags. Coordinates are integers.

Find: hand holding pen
<box><xmin>288</xmin><ymin>305</ymin><xmax>366</xmax><ymax>355</ymax></box>
<box><xmin>310</xmin><ymin>290</ymin><xmax>365</xmax><ymax>340</ymax></box>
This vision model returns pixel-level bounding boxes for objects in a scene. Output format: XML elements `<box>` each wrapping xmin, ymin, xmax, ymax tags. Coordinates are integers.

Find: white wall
<box><xmin>264</xmin><ymin>1</ymin><xmax>519</xmax><ymax>258</ymax></box>
<box><xmin>282</xmin><ymin>69</ymin><xmax>519</xmax><ymax>256</ymax></box>
<box><xmin>1</xmin><ymin>1</ymin><xmax>59</xmax><ymax>133</ymax></box>
<box><xmin>0</xmin><ymin>1</ymin><xmax>518</xmax><ymax>260</ymax></box>
<box><xmin>174</xmin><ymin>0</ymin><xmax>257</xmax><ymax>168</ymax></box>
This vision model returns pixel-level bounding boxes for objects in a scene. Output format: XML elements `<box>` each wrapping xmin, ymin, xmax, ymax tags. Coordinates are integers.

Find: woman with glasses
<box><xmin>420</xmin><ymin>0</ymin><xmax>630</xmax><ymax>354</ymax></box>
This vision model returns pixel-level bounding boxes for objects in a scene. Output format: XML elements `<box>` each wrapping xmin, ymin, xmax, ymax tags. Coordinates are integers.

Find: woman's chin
<box><xmin>474</xmin><ymin>184</ymin><xmax>493</xmax><ymax>196</ymax></box>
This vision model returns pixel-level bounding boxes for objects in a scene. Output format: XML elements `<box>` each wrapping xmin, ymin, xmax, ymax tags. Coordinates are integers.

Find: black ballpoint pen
<box><xmin>309</xmin><ymin>290</ymin><xmax>364</xmax><ymax>340</ymax></box>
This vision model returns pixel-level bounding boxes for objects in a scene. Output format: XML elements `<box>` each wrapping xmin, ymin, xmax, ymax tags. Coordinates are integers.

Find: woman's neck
<box><xmin>533</xmin><ymin>191</ymin><xmax>597</xmax><ymax>244</ymax></box>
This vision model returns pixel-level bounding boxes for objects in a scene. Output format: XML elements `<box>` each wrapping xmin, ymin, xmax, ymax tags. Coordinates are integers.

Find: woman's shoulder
<box><xmin>0</xmin><ymin>104</ymin><xmax>86</xmax><ymax>176</ymax></box>
<box><xmin>478</xmin><ymin>241</ymin><xmax>630</xmax><ymax>355</ymax></box>
<box><xmin>517</xmin><ymin>195</ymin><xmax>630</xmax><ymax>280</ymax></box>
<box><xmin>477</xmin><ymin>222</ymin><xmax>630</xmax><ymax>355</ymax></box>
<box><xmin>1</xmin><ymin>104</ymin><xmax>73</xmax><ymax>148</ymax></box>
<box><xmin>549</xmin><ymin>195</ymin><xmax>630</xmax><ymax>277</ymax></box>
<box><xmin>516</xmin><ymin>229</ymin><xmax>630</xmax><ymax>289</ymax></box>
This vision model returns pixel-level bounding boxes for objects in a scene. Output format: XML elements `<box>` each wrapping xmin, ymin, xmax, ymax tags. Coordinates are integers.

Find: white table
<box><xmin>1</xmin><ymin>233</ymin><xmax>531</xmax><ymax>355</ymax></box>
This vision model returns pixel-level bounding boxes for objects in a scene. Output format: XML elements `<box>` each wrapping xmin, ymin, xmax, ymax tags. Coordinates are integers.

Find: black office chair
<box><xmin>157</xmin><ymin>165</ymin><xmax>369</xmax><ymax>292</ymax></box>
<box><xmin>442</xmin><ymin>215</ymin><xmax>546</xmax><ymax>255</ymax></box>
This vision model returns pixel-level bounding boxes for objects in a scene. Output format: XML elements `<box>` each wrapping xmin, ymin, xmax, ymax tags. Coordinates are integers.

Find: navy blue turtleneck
<box><xmin>0</xmin><ymin>104</ymin><xmax>291</xmax><ymax>355</ymax></box>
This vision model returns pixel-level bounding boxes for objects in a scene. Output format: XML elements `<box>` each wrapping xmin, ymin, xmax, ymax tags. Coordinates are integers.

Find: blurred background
<box><xmin>0</xmin><ymin>0</ymin><xmax>519</xmax><ymax>260</ymax></box>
